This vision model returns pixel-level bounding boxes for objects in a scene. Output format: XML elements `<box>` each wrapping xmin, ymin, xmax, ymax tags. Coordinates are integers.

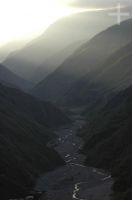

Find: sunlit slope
<box><xmin>3</xmin><ymin>11</ymin><xmax>114</xmax><ymax>81</ymax></box>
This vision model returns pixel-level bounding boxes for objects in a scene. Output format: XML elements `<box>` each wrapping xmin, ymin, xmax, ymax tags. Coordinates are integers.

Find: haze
<box><xmin>0</xmin><ymin>0</ymin><xmax>124</xmax><ymax>47</ymax></box>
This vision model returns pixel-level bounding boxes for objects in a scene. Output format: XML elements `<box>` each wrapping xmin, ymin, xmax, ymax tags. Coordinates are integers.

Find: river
<box><xmin>35</xmin><ymin>114</ymin><xmax>113</xmax><ymax>200</ymax></box>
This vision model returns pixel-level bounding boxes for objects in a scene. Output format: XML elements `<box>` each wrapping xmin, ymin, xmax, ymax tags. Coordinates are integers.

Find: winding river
<box><xmin>35</xmin><ymin>114</ymin><xmax>112</xmax><ymax>200</ymax></box>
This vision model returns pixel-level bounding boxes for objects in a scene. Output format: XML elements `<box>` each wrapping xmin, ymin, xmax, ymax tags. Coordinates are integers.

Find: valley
<box><xmin>36</xmin><ymin>112</ymin><xmax>113</xmax><ymax>200</ymax></box>
<box><xmin>0</xmin><ymin>7</ymin><xmax>132</xmax><ymax>199</ymax></box>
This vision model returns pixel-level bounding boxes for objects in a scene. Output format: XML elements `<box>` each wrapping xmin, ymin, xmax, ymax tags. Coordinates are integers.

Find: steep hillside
<box><xmin>0</xmin><ymin>83</ymin><xmax>70</xmax><ymax>199</ymax></box>
<box><xmin>32</xmin><ymin>19</ymin><xmax>132</xmax><ymax>103</ymax></box>
<box><xmin>61</xmin><ymin>41</ymin><xmax>132</xmax><ymax>106</ymax></box>
<box><xmin>80</xmin><ymin>86</ymin><xmax>132</xmax><ymax>200</ymax></box>
<box><xmin>0</xmin><ymin>64</ymin><xmax>32</xmax><ymax>90</ymax></box>
<box><xmin>0</xmin><ymin>84</ymin><xmax>70</xmax><ymax>128</ymax></box>
<box><xmin>3</xmin><ymin>11</ymin><xmax>115</xmax><ymax>81</ymax></box>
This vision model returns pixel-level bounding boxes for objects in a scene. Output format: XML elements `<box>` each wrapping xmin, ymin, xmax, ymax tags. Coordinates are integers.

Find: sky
<box><xmin>0</xmin><ymin>0</ymin><xmax>131</xmax><ymax>47</ymax></box>
<box><xmin>69</xmin><ymin>0</ymin><xmax>131</xmax><ymax>7</ymax></box>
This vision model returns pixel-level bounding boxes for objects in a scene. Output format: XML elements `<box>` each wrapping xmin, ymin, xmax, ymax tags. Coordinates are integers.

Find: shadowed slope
<box><xmin>0</xmin><ymin>83</ymin><xmax>70</xmax><ymax>199</ymax></box>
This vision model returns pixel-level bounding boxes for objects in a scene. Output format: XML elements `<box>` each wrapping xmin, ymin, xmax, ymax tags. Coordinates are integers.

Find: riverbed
<box><xmin>35</xmin><ymin>114</ymin><xmax>113</xmax><ymax>200</ymax></box>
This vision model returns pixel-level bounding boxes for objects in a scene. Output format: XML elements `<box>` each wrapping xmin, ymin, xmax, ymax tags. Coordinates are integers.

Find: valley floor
<box><xmin>35</xmin><ymin>113</ymin><xmax>113</xmax><ymax>200</ymax></box>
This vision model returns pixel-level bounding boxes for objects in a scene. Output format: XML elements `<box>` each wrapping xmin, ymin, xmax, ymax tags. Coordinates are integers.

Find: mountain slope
<box><xmin>0</xmin><ymin>84</ymin><xmax>70</xmax><ymax>128</ymax></box>
<box><xmin>61</xmin><ymin>41</ymin><xmax>132</xmax><ymax>106</ymax></box>
<box><xmin>31</xmin><ymin>41</ymin><xmax>84</xmax><ymax>83</ymax></box>
<box><xmin>31</xmin><ymin>19</ymin><xmax>132</xmax><ymax>103</ymax></box>
<box><xmin>80</xmin><ymin>86</ymin><xmax>132</xmax><ymax>200</ymax></box>
<box><xmin>0</xmin><ymin>64</ymin><xmax>32</xmax><ymax>90</ymax></box>
<box><xmin>0</xmin><ymin>40</ymin><xmax>26</xmax><ymax>62</ymax></box>
<box><xmin>3</xmin><ymin>11</ymin><xmax>115</xmax><ymax>81</ymax></box>
<box><xmin>0</xmin><ymin>83</ymin><xmax>70</xmax><ymax>199</ymax></box>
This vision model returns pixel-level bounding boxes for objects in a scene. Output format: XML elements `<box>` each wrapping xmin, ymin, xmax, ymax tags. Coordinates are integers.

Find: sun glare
<box><xmin>0</xmin><ymin>0</ymin><xmax>73</xmax><ymax>46</ymax></box>
<box><xmin>0</xmin><ymin>0</ymin><xmax>112</xmax><ymax>46</ymax></box>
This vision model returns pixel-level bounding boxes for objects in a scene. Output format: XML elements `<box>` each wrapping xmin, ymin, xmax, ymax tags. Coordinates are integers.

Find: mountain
<box><xmin>60</xmin><ymin>40</ymin><xmax>132</xmax><ymax>107</ymax></box>
<box><xmin>31</xmin><ymin>40</ymin><xmax>84</xmax><ymax>83</ymax></box>
<box><xmin>0</xmin><ymin>40</ymin><xmax>28</xmax><ymax>62</ymax></box>
<box><xmin>31</xmin><ymin>19</ymin><xmax>132</xmax><ymax>103</ymax></box>
<box><xmin>0</xmin><ymin>83</ymin><xmax>70</xmax><ymax>199</ymax></box>
<box><xmin>80</xmin><ymin>86</ymin><xmax>132</xmax><ymax>200</ymax></box>
<box><xmin>3</xmin><ymin>11</ymin><xmax>115</xmax><ymax>81</ymax></box>
<box><xmin>0</xmin><ymin>84</ymin><xmax>70</xmax><ymax>129</ymax></box>
<box><xmin>0</xmin><ymin>64</ymin><xmax>32</xmax><ymax>90</ymax></box>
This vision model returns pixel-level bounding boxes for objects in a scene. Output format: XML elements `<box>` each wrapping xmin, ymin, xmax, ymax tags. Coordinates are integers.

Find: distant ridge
<box><xmin>31</xmin><ymin>19</ymin><xmax>132</xmax><ymax>104</ymax></box>
<box><xmin>3</xmin><ymin>11</ymin><xmax>115</xmax><ymax>82</ymax></box>
<box><xmin>0</xmin><ymin>64</ymin><xmax>32</xmax><ymax>90</ymax></box>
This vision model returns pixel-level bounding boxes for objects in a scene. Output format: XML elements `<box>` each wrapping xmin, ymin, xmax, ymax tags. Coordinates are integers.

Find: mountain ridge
<box><xmin>0</xmin><ymin>64</ymin><xmax>32</xmax><ymax>90</ymax></box>
<box><xmin>31</xmin><ymin>19</ymin><xmax>132</xmax><ymax>104</ymax></box>
<box><xmin>3</xmin><ymin>11</ymin><xmax>115</xmax><ymax>81</ymax></box>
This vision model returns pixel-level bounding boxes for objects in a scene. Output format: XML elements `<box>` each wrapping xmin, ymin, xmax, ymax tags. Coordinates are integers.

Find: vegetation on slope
<box><xmin>80</xmin><ymin>86</ymin><xmax>132</xmax><ymax>200</ymax></box>
<box><xmin>0</xmin><ymin>83</ymin><xmax>69</xmax><ymax>199</ymax></box>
